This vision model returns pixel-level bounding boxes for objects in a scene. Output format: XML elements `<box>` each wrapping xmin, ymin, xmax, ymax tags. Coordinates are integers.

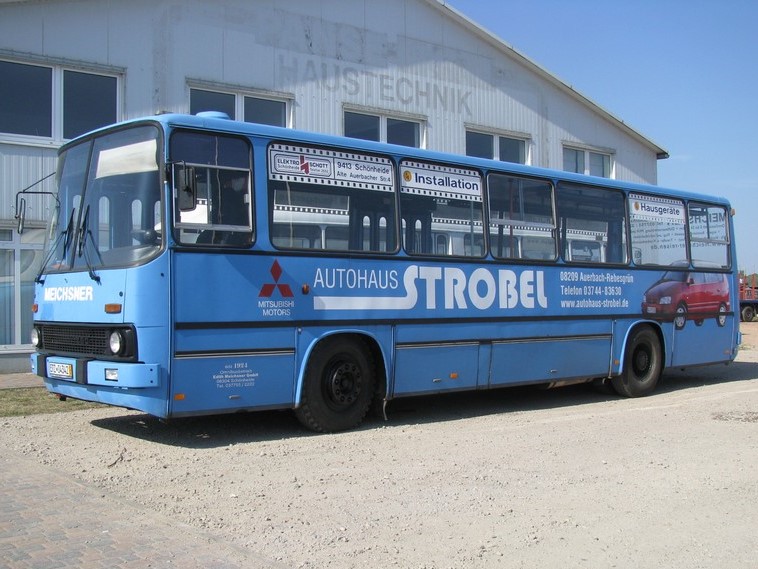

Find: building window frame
<box><xmin>188</xmin><ymin>82</ymin><xmax>293</xmax><ymax>128</ymax></box>
<box><xmin>562</xmin><ymin>144</ymin><xmax>614</xmax><ymax>178</ymax></box>
<box><xmin>465</xmin><ymin>127</ymin><xmax>531</xmax><ymax>165</ymax></box>
<box><xmin>0</xmin><ymin>57</ymin><xmax>122</xmax><ymax>145</ymax></box>
<box><xmin>343</xmin><ymin>106</ymin><xmax>426</xmax><ymax>148</ymax></box>
<box><xmin>0</xmin><ymin>223</ymin><xmax>46</xmax><ymax>349</ymax></box>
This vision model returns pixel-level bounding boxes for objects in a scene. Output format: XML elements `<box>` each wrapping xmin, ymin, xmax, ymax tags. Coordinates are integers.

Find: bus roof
<box><xmin>71</xmin><ymin>112</ymin><xmax>731</xmax><ymax>208</ymax></box>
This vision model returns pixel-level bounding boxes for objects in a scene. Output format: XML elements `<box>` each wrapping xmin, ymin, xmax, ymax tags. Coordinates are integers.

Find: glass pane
<box><xmin>557</xmin><ymin>183</ymin><xmax>628</xmax><ymax>264</ymax></box>
<box><xmin>171</xmin><ymin>131</ymin><xmax>253</xmax><ymax>247</ymax></box>
<box><xmin>387</xmin><ymin>118</ymin><xmax>419</xmax><ymax>147</ymax></box>
<box><xmin>63</xmin><ymin>71</ymin><xmax>117</xmax><ymax>139</ymax></box>
<box><xmin>499</xmin><ymin>137</ymin><xmax>526</xmax><ymax>164</ymax></box>
<box><xmin>0</xmin><ymin>61</ymin><xmax>52</xmax><ymax>137</ymax></box>
<box><xmin>344</xmin><ymin>112</ymin><xmax>379</xmax><ymax>141</ymax></box>
<box><xmin>268</xmin><ymin>144</ymin><xmax>396</xmax><ymax>253</ymax></box>
<box><xmin>689</xmin><ymin>204</ymin><xmax>729</xmax><ymax>268</ymax></box>
<box><xmin>55</xmin><ymin>126</ymin><xmax>163</xmax><ymax>271</ymax></box>
<box><xmin>589</xmin><ymin>151</ymin><xmax>610</xmax><ymax>178</ymax></box>
<box><xmin>628</xmin><ymin>194</ymin><xmax>686</xmax><ymax>266</ymax></box>
<box><xmin>171</xmin><ymin>131</ymin><xmax>250</xmax><ymax>168</ymax></box>
<box><xmin>0</xmin><ymin>250</ymin><xmax>13</xmax><ymax>344</ymax></box>
<box><xmin>244</xmin><ymin>96</ymin><xmax>286</xmax><ymax>127</ymax></box>
<box><xmin>487</xmin><ymin>173</ymin><xmax>555</xmax><ymax>260</ymax></box>
<box><xmin>400</xmin><ymin>160</ymin><xmax>484</xmax><ymax>257</ymax></box>
<box><xmin>20</xmin><ymin>249</ymin><xmax>42</xmax><ymax>345</ymax></box>
<box><xmin>563</xmin><ymin>147</ymin><xmax>584</xmax><ymax>174</ymax></box>
<box><xmin>466</xmin><ymin>131</ymin><xmax>493</xmax><ymax>159</ymax></box>
<box><xmin>190</xmin><ymin>89</ymin><xmax>235</xmax><ymax>118</ymax></box>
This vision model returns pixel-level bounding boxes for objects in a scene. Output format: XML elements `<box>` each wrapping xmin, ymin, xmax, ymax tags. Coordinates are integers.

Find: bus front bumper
<box><xmin>31</xmin><ymin>354</ymin><xmax>160</xmax><ymax>388</ymax></box>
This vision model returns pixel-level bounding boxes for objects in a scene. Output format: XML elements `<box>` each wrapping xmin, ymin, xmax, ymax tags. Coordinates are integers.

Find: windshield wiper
<box><xmin>35</xmin><ymin>208</ymin><xmax>76</xmax><ymax>284</ymax></box>
<box><xmin>77</xmin><ymin>205</ymin><xmax>102</xmax><ymax>283</ymax></box>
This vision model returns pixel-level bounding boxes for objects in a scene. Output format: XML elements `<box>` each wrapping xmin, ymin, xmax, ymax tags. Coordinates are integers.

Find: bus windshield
<box><xmin>44</xmin><ymin>124</ymin><xmax>162</xmax><ymax>274</ymax></box>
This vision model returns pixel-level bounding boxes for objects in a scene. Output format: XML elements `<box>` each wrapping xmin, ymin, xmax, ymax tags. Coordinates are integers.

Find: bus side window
<box><xmin>269</xmin><ymin>182</ymin><xmax>397</xmax><ymax>254</ymax></box>
<box><xmin>556</xmin><ymin>182</ymin><xmax>627</xmax><ymax>265</ymax></box>
<box><xmin>399</xmin><ymin>160</ymin><xmax>485</xmax><ymax>258</ymax></box>
<box><xmin>487</xmin><ymin>172</ymin><xmax>556</xmax><ymax>261</ymax></box>
<box><xmin>170</xmin><ymin>131</ymin><xmax>254</xmax><ymax>247</ymax></box>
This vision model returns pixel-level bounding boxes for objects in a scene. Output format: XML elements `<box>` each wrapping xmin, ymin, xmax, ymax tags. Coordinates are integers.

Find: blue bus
<box><xmin>24</xmin><ymin>112</ymin><xmax>740</xmax><ymax>432</ymax></box>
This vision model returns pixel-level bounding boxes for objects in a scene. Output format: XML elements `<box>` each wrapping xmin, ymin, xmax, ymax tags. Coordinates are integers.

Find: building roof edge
<box><xmin>428</xmin><ymin>0</ymin><xmax>669</xmax><ymax>160</ymax></box>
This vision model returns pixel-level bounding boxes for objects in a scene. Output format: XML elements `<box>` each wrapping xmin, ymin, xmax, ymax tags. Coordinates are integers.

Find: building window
<box><xmin>0</xmin><ymin>61</ymin><xmax>52</xmax><ymax>137</ymax></box>
<box><xmin>387</xmin><ymin>118</ymin><xmax>420</xmax><ymax>148</ymax></box>
<box><xmin>466</xmin><ymin>130</ymin><xmax>527</xmax><ymax>164</ymax></box>
<box><xmin>344</xmin><ymin>110</ymin><xmax>422</xmax><ymax>148</ymax></box>
<box><xmin>500</xmin><ymin>137</ymin><xmax>526</xmax><ymax>164</ymax></box>
<box><xmin>563</xmin><ymin>146</ymin><xmax>612</xmax><ymax>178</ymax></box>
<box><xmin>344</xmin><ymin>112</ymin><xmax>379</xmax><ymax>141</ymax></box>
<box><xmin>0</xmin><ymin>60</ymin><xmax>120</xmax><ymax>141</ymax></box>
<box><xmin>189</xmin><ymin>87</ymin><xmax>289</xmax><ymax>127</ymax></box>
<box><xmin>466</xmin><ymin>131</ymin><xmax>492</xmax><ymax>159</ymax></box>
<box><xmin>63</xmin><ymin>70</ymin><xmax>117</xmax><ymax>139</ymax></box>
<box><xmin>190</xmin><ymin>88</ymin><xmax>235</xmax><ymax>118</ymax></box>
<box><xmin>0</xmin><ymin>226</ymin><xmax>46</xmax><ymax>347</ymax></box>
<box><xmin>244</xmin><ymin>96</ymin><xmax>286</xmax><ymax>127</ymax></box>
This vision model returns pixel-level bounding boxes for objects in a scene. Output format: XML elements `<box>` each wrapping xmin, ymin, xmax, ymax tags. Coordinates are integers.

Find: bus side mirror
<box><xmin>176</xmin><ymin>166</ymin><xmax>197</xmax><ymax>211</ymax></box>
<box><xmin>16</xmin><ymin>197</ymin><xmax>26</xmax><ymax>234</ymax></box>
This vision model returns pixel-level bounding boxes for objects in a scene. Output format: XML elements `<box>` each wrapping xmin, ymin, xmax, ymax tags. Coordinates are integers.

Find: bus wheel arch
<box><xmin>295</xmin><ymin>333</ymin><xmax>383</xmax><ymax>433</ymax></box>
<box><xmin>612</xmin><ymin>324</ymin><xmax>664</xmax><ymax>398</ymax></box>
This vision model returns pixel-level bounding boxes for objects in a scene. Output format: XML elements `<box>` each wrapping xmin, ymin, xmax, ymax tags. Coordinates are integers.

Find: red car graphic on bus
<box><xmin>642</xmin><ymin>270</ymin><xmax>730</xmax><ymax>330</ymax></box>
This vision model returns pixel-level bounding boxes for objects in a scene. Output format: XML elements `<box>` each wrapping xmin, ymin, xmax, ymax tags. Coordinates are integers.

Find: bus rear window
<box><xmin>689</xmin><ymin>203</ymin><xmax>730</xmax><ymax>269</ymax></box>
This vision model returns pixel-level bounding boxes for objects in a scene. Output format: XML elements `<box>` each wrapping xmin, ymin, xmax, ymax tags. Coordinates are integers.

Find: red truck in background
<box><xmin>739</xmin><ymin>273</ymin><xmax>758</xmax><ymax>321</ymax></box>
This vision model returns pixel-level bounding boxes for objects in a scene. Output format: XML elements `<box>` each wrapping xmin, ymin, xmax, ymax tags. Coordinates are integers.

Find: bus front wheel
<box><xmin>612</xmin><ymin>326</ymin><xmax>662</xmax><ymax>398</ymax></box>
<box><xmin>295</xmin><ymin>337</ymin><xmax>376</xmax><ymax>433</ymax></box>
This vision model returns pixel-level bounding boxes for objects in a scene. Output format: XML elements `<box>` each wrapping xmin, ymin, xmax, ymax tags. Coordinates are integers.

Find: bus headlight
<box><xmin>659</xmin><ymin>296</ymin><xmax>672</xmax><ymax>305</ymax></box>
<box><xmin>30</xmin><ymin>327</ymin><xmax>41</xmax><ymax>348</ymax></box>
<box><xmin>108</xmin><ymin>329</ymin><xmax>135</xmax><ymax>357</ymax></box>
<box><xmin>109</xmin><ymin>331</ymin><xmax>124</xmax><ymax>355</ymax></box>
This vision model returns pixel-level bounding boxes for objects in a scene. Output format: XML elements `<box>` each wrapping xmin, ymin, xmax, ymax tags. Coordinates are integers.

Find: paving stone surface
<box><xmin>0</xmin><ymin>448</ymin><xmax>284</xmax><ymax>569</ymax></box>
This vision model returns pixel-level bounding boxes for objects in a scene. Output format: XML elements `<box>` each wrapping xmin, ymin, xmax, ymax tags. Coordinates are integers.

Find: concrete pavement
<box><xmin>0</xmin><ymin>374</ymin><xmax>287</xmax><ymax>569</ymax></box>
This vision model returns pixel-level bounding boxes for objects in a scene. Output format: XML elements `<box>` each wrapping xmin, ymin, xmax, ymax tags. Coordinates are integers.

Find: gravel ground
<box><xmin>2</xmin><ymin>324</ymin><xmax>757</xmax><ymax>568</ymax></box>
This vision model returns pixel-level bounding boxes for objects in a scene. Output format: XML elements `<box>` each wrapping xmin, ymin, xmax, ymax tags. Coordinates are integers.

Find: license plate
<box><xmin>47</xmin><ymin>362</ymin><xmax>73</xmax><ymax>379</ymax></box>
<box><xmin>646</xmin><ymin>307</ymin><xmax>657</xmax><ymax>314</ymax></box>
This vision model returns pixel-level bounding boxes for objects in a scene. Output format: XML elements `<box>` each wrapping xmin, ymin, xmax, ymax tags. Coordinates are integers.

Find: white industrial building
<box><xmin>0</xmin><ymin>0</ymin><xmax>667</xmax><ymax>371</ymax></box>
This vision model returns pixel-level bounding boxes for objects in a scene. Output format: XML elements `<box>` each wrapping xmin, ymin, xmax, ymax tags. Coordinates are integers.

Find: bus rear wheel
<box><xmin>295</xmin><ymin>336</ymin><xmax>376</xmax><ymax>433</ymax></box>
<box><xmin>612</xmin><ymin>326</ymin><xmax>662</xmax><ymax>398</ymax></box>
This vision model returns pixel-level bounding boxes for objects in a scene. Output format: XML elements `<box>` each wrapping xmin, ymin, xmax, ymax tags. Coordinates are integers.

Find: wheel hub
<box><xmin>328</xmin><ymin>363</ymin><xmax>360</xmax><ymax>406</ymax></box>
<box><xmin>634</xmin><ymin>348</ymin><xmax>650</xmax><ymax>375</ymax></box>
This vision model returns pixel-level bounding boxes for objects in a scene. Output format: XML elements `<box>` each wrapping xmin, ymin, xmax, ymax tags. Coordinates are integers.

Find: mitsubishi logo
<box><xmin>259</xmin><ymin>260</ymin><xmax>294</xmax><ymax>298</ymax></box>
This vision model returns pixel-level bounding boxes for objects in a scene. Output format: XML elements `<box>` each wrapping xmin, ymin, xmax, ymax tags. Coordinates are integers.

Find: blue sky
<box><xmin>448</xmin><ymin>0</ymin><xmax>758</xmax><ymax>273</ymax></box>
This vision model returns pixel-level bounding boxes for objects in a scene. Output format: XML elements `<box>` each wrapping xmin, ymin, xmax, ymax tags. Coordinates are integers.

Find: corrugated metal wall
<box><xmin>0</xmin><ymin>145</ymin><xmax>57</xmax><ymax>225</ymax></box>
<box><xmin>0</xmin><ymin>0</ymin><xmax>661</xmax><ymax>202</ymax></box>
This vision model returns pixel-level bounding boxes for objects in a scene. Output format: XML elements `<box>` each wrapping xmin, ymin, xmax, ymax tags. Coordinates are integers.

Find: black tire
<box><xmin>612</xmin><ymin>326</ymin><xmax>663</xmax><ymax>398</ymax></box>
<box><xmin>295</xmin><ymin>337</ymin><xmax>376</xmax><ymax>433</ymax></box>
<box><xmin>674</xmin><ymin>303</ymin><xmax>687</xmax><ymax>330</ymax></box>
<box><xmin>741</xmin><ymin>305</ymin><xmax>755</xmax><ymax>322</ymax></box>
